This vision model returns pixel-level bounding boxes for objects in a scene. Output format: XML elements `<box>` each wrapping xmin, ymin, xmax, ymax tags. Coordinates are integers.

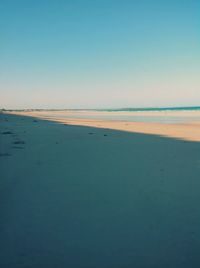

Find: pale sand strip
<box><xmin>8</xmin><ymin>111</ymin><xmax>200</xmax><ymax>142</ymax></box>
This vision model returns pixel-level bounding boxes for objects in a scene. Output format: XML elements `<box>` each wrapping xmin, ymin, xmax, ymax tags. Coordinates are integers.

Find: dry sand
<box><xmin>1</xmin><ymin>113</ymin><xmax>200</xmax><ymax>267</ymax></box>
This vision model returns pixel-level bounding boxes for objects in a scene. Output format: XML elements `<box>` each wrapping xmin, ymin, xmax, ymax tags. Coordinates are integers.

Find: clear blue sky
<box><xmin>0</xmin><ymin>0</ymin><xmax>199</xmax><ymax>109</ymax></box>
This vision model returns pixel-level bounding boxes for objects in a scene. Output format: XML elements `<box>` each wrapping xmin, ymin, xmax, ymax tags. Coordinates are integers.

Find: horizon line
<box><xmin>1</xmin><ymin>105</ymin><xmax>200</xmax><ymax>112</ymax></box>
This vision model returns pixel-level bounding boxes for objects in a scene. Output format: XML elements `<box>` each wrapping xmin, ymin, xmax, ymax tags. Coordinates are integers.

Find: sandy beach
<box><xmin>10</xmin><ymin>110</ymin><xmax>200</xmax><ymax>142</ymax></box>
<box><xmin>1</xmin><ymin>112</ymin><xmax>200</xmax><ymax>267</ymax></box>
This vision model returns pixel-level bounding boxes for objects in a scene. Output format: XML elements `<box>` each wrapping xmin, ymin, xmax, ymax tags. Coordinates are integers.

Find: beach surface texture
<box><xmin>1</xmin><ymin>113</ymin><xmax>200</xmax><ymax>267</ymax></box>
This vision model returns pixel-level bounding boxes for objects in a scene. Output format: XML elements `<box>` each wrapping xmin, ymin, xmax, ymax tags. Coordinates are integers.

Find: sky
<box><xmin>0</xmin><ymin>0</ymin><xmax>199</xmax><ymax>109</ymax></box>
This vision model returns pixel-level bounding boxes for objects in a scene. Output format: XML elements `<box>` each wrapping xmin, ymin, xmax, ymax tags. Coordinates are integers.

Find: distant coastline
<box><xmin>98</xmin><ymin>106</ymin><xmax>200</xmax><ymax>112</ymax></box>
<box><xmin>1</xmin><ymin>106</ymin><xmax>200</xmax><ymax>113</ymax></box>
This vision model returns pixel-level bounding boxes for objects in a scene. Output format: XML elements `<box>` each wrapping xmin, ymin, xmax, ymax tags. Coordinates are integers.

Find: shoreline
<box><xmin>7</xmin><ymin>111</ymin><xmax>200</xmax><ymax>142</ymax></box>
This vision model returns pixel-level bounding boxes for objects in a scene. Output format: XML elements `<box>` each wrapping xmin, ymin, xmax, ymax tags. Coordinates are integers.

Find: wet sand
<box><xmin>1</xmin><ymin>113</ymin><xmax>200</xmax><ymax>267</ymax></box>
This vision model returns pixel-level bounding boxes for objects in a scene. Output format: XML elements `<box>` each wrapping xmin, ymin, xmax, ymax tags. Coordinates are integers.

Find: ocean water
<box><xmin>100</xmin><ymin>106</ymin><xmax>200</xmax><ymax>112</ymax></box>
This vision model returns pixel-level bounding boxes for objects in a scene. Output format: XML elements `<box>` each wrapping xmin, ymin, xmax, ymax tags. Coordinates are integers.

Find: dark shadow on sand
<box><xmin>1</xmin><ymin>113</ymin><xmax>200</xmax><ymax>268</ymax></box>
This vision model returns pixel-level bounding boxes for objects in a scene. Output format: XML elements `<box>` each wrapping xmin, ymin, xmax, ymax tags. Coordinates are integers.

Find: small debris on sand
<box><xmin>1</xmin><ymin>131</ymin><xmax>13</xmax><ymax>135</ymax></box>
<box><xmin>13</xmin><ymin>141</ymin><xmax>26</xmax><ymax>145</ymax></box>
<box><xmin>0</xmin><ymin>153</ymin><xmax>11</xmax><ymax>157</ymax></box>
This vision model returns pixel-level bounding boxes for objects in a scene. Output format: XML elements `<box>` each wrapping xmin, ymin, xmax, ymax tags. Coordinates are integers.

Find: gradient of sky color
<box><xmin>0</xmin><ymin>0</ymin><xmax>199</xmax><ymax>109</ymax></box>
